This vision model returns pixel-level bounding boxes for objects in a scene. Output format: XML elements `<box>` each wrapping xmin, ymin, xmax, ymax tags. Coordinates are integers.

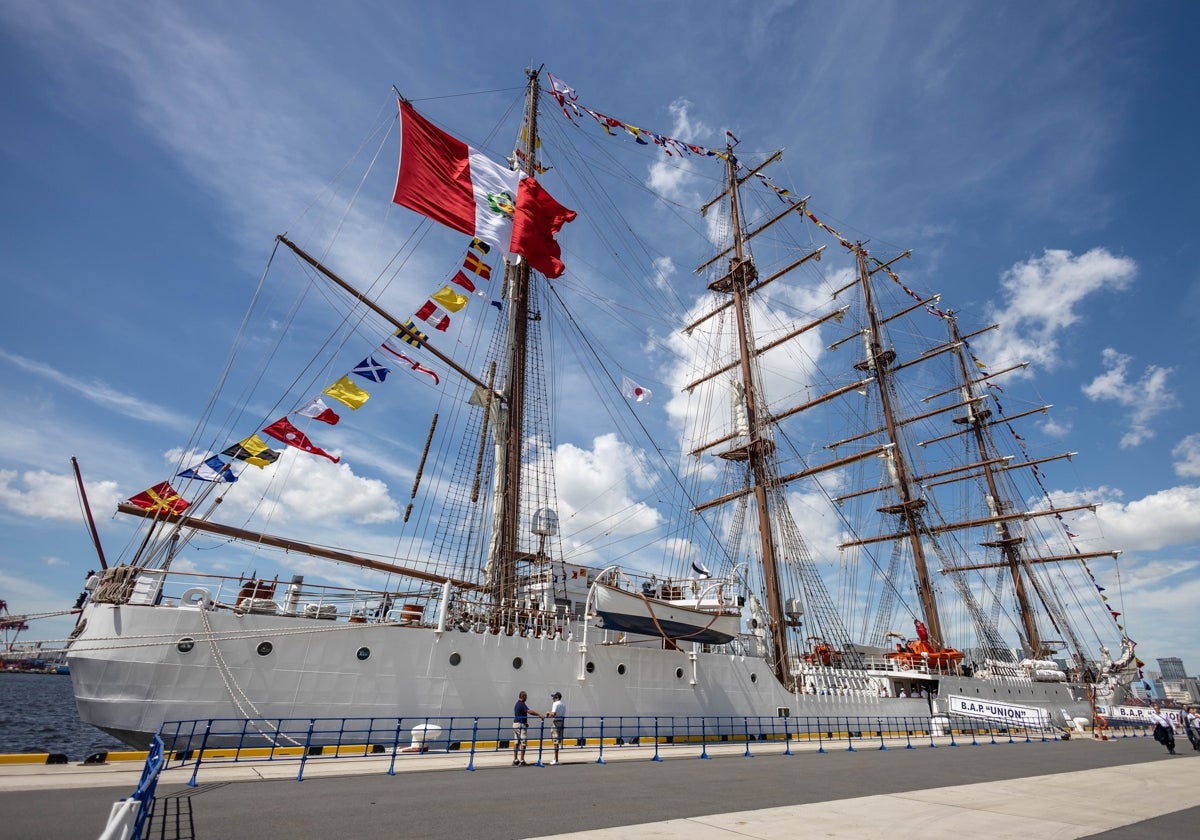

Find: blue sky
<box><xmin>1</xmin><ymin>1</ymin><xmax>1198</xmax><ymax>674</ymax></box>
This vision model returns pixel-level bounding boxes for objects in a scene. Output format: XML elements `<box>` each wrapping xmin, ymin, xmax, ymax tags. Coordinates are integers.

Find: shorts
<box><xmin>512</xmin><ymin>722</ymin><xmax>528</xmax><ymax>745</ymax></box>
<box><xmin>551</xmin><ymin>721</ymin><xmax>564</xmax><ymax>744</ymax></box>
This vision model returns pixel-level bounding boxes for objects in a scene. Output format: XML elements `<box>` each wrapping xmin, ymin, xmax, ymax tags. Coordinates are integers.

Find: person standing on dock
<box><xmin>1149</xmin><ymin>705</ymin><xmax>1176</xmax><ymax>755</ymax></box>
<box><xmin>512</xmin><ymin>690</ymin><xmax>542</xmax><ymax>766</ymax></box>
<box><xmin>1183</xmin><ymin>706</ymin><xmax>1200</xmax><ymax>752</ymax></box>
<box><xmin>546</xmin><ymin>691</ymin><xmax>565</xmax><ymax>765</ymax></box>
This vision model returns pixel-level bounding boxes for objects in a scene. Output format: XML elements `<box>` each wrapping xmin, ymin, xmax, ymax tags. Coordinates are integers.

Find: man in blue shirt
<box><xmin>512</xmin><ymin>690</ymin><xmax>542</xmax><ymax>766</ymax></box>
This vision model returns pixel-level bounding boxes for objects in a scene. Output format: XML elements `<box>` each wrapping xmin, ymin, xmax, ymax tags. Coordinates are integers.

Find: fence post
<box><xmin>743</xmin><ymin>716</ymin><xmax>754</xmax><ymax>757</ymax></box>
<box><xmin>877</xmin><ymin>718</ymin><xmax>887</xmax><ymax>751</ymax></box>
<box><xmin>846</xmin><ymin>716</ymin><xmax>855</xmax><ymax>752</ymax></box>
<box><xmin>186</xmin><ymin>720</ymin><xmax>214</xmax><ymax>788</ymax></box>
<box><xmin>652</xmin><ymin>716</ymin><xmax>662</xmax><ymax>762</ymax></box>
<box><xmin>296</xmin><ymin>719</ymin><xmax>316</xmax><ymax>782</ymax></box>
<box><xmin>596</xmin><ymin>718</ymin><xmax>606</xmax><ymax>765</ymax></box>
<box><xmin>783</xmin><ymin>715</ymin><xmax>792</xmax><ymax>756</ymax></box>
<box><xmin>466</xmin><ymin>718</ymin><xmax>479</xmax><ymax>771</ymax></box>
<box><xmin>816</xmin><ymin>717</ymin><xmax>825</xmax><ymax>755</ymax></box>
<box><xmin>699</xmin><ymin>716</ymin><xmax>710</xmax><ymax>759</ymax></box>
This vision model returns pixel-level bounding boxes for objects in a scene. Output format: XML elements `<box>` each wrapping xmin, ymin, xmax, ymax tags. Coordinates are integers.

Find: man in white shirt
<box><xmin>1148</xmin><ymin>705</ymin><xmax>1176</xmax><ymax>755</ymax></box>
<box><xmin>546</xmin><ymin>691</ymin><xmax>566</xmax><ymax>765</ymax></box>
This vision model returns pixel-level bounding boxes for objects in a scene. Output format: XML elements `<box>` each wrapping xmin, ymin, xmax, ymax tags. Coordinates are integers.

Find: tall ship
<box><xmin>66</xmin><ymin>69</ymin><xmax>1136</xmax><ymax>747</ymax></box>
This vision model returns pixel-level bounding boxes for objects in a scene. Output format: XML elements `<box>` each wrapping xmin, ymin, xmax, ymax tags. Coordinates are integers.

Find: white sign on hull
<box><xmin>948</xmin><ymin>695</ymin><xmax>1051</xmax><ymax>727</ymax></box>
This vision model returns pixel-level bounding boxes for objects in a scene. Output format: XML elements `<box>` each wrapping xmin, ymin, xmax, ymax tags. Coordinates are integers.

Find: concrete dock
<box><xmin>1</xmin><ymin>734</ymin><xmax>1197</xmax><ymax>838</ymax></box>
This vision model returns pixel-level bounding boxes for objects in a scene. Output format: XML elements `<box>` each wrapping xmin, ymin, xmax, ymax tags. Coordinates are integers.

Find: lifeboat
<box><xmin>885</xmin><ymin>638</ymin><xmax>964</xmax><ymax>669</ymax></box>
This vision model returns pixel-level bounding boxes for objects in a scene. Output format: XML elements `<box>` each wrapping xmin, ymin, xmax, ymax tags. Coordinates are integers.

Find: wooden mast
<box><xmin>945</xmin><ymin>313</ymin><xmax>1043</xmax><ymax>655</ymax></box>
<box><xmin>854</xmin><ymin>243</ymin><xmax>947</xmax><ymax>648</ymax></box>
<box><xmin>717</xmin><ymin>139</ymin><xmax>792</xmax><ymax>685</ymax></box>
<box><xmin>489</xmin><ymin>68</ymin><xmax>541</xmax><ymax>610</ymax></box>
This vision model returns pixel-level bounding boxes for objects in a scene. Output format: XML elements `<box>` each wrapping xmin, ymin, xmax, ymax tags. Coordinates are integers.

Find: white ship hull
<box><xmin>68</xmin><ymin>601</ymin><xmax>1093</xmax><ymax>748</ymax></box>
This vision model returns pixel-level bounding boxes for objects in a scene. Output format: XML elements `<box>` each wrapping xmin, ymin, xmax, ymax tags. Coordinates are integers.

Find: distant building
<box><xmin>1157</xmin><ymin>657</ymin><xmax>1188</xmax><ymax>681</ymax></box>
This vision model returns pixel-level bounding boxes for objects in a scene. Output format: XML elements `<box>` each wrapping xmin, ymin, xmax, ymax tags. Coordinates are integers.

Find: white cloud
<box><xmin>217</xmin><ymin>449</ymin><xmax>400</xmax><ymax>527</ymax></box>
<box><xmin>978</xmin><ymin>248</ymin><xmax>1135</xmax><ymax>372</ymax></box>
<box><xmin>1171</xmin><ymin>434</ymin><xmax>1200</xmax><ymax>478</ymax></box>
<box><xmin>1081</xmin><ymin>348</ymin><xmax>1176</xmax><ymax>448</ymax></box>
<box><xmin>0</xmin><ymin>350</ymin><xmax>190</xmax><ymax>430</ymax></box>
<box><xmin>0</xmin><ymin>469</ymin><xmax>122</xmax><ymax>522</ymax></box>
<box><xmin>1060</xmin><ymin>484</ymin><xmax>1200</xmax><ymax>552</ymax></box>
<box><xmin>553</xmin><ymin>433</ymin><xmax>662</xmax><ymax>568</ymax></box>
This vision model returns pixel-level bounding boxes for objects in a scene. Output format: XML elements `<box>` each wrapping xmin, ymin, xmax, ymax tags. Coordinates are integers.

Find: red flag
<box><xmin>511</xmin><ymin>177</ymin><xmax>576</xmax><ymax>278</ymax></box>
<box><xmin>128</xmin><ymin>482</ymin><xmax>189</xmax><ymax>515</ymax></box>
<box><xmin>262</xmin><ymin>417</ymin><xmax>340</xmax><ymax>463</ymax></box>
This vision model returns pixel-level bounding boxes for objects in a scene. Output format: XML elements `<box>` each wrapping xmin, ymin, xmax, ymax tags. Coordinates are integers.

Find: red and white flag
<box><xmin>620</xmin><ymin>375</ymin><xmax>652</xmax><ymax>403</ymax></box>
<box><xmin>295</xmin><ymin>396</ymin><xmax>340</xmax><ymax>425</ymax></box>
<box><xmin>262</xmin><ymin>417</ymin><xmax>340</xmax><ymax>463</ymax></box>
<box><xmin>392</xmin><ymin>100</ymin><xmax>521</xmax><ymax>255</ymax></box>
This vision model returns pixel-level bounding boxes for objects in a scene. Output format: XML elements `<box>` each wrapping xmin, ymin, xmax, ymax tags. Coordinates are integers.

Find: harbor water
<box><xmin>0</xmin><ymin>672</ymin><xmax>127</xmax><ymax>759</ymax></box>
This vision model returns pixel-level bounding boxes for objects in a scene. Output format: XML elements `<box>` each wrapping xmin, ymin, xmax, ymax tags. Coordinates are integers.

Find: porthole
<box><xmin>617</xmin><ymin>663</ymin><xmax>626</xmax><ymax>675</ymax></box>
<box><xmin>449</xmin><ymin>652</ymin><xmax>462</xmax><ymax>666</ymax></box>
<box><xmin>750</xmin><ymin>673</ymin><xmax>758</xmax><ymax>683</ymax></box>
<box><xmin>513</xmin><ymin>657</ymin><xmax>523</xmax><ymax>669</ymax></box>
<box><xmin>356</xmin><ymin>647</ymin><xmax>371</xmax><ymax>661</ymax></box>
<box><xmin>256</xmin><ymin>641</ymin><xmax>273</xmax><ymax>656</ymax></box>
<box><xmin>586</xmin><ymin>661</ymin><xmax>595</xmax><ymax>673</ymax></box>
<box><xmin>177</xmin><ymin>638</ymin><xmax>195</xmax><ymax>654</ymax></box>
<box><xmin>675</xmin><ymin>668</ymin><xmax>684</xmax><ymax>679</ymax></box>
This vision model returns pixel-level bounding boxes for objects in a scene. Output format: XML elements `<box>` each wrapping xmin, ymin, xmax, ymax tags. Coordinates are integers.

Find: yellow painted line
<box><xmin>0</xmin><ymin>753</ymin><xmax>55</xmax><ymax>765</ymax></box>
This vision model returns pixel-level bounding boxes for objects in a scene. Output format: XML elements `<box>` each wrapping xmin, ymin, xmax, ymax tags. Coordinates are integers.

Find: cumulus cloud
<box><xmin>553</xmin><ymin>433</ymin><xmax>663</xmax><ymax>566</ymax></box>
<box><xmin>0</xmin><ymin>469</ymin><xmax>122</xmax><ymax>522</ymax></box>
<box><xmin>1081</xmin><ymin>348</ymin><xmax>1176</xmax><ymax>448</ymax></box>
<box><xmin>978</xmin><ymin>248</ymin><xmax>1135</xmax><ymax>373</ymax></box>
<box><xmin>1062</xmin><ymin>484</ymin><xmax>1200</xmax><ymax>552</ymax></box>
<box><xmin>1172</xmin><ymin>434</ymin><xmax>1200</xmax><ymax>478</ymax></box>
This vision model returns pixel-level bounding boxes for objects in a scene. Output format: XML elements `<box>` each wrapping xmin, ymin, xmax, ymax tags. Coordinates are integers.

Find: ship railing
<box><xmin>151</xmin><ymin>710</ymin><xmax>1083</xmax><ymax>786</ymax></box>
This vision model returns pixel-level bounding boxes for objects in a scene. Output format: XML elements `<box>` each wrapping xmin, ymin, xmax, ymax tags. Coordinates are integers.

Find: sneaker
<box><xmin>519</xmin><ymin>760</ymin><xmax>528</xmax><ymax>766</ymax></box>
<box><xmin>548</xmin><ymin>760</ymin><xmax>558</xmax><ymax>765</ymax></box>
<box><xmin>512</xmin><ymin>760</ymin><xmax>519</xmax><ymax>766</ymax></box>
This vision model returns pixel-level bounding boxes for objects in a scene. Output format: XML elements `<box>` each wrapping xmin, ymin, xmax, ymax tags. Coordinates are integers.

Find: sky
<box><xmin>1</xmin><ymin>1</ymin><xmax>1198</xmax><ymax>675</ymax></box>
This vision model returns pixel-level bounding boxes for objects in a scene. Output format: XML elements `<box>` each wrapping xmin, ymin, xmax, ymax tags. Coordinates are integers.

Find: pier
<box><xmin>1</xmin><ymin>728</ymin><xmax>1198</xmax><ymax>838</ymax></box>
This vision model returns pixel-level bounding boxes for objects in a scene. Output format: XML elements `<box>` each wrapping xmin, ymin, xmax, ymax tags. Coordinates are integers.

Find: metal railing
<box><xmin>147</xmin><ymin>710</ymin><xmax>1152</xmax><ymax>785</ymax></box>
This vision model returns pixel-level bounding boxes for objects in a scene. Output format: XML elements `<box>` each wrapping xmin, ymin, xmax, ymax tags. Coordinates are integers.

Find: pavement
<box><xmin>2</xmin><ymin>732</ymin><xmax>1198</xmax><ymax>838</ymax></box>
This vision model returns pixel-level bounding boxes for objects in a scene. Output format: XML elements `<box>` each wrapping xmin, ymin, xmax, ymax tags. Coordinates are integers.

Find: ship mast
<box><xmin>487</xmin><ymin>68</ymin><xmax>541</xmax><ymax>609</ymax></box>
<box><xmin>853</xmin><ymin>244</ymin><xmax>947</xmax><ymax>648</ymax></box>
<box><xmin>715</xmin><ymin>141</ymin><xmax>792</xmax><ymax>684</ymax></box>
<box><xmin>945</xmin><ymin>313</ymin><xmax>1043</xmax><ymax>655</ymax></box>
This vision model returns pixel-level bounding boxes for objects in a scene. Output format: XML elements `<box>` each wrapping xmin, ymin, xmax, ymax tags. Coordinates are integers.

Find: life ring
<box><xmin>899</xmin><ymin>661</ymin><xmax>912</xmax><ymax>671</ymax></box>
<box><xmin>1096</xmin><ymin>715</ymin><xmax>1108</xmax><ymax>730</ymax></box>
<box><xmin>179</xmin><ymin>587</ymin><xmax>213</xmax><ymax>610</ymax></box>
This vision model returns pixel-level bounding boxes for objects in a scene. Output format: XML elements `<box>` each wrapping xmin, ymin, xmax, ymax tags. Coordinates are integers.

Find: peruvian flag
<box><xmin>393</xmin><ymin>100</ymin><xmax>521</xmax><ymax>255</ymax></box>
<box><xmin>393</xmin><ymin>100</ymin><xmax>577</xmax><ymax>276</ymax></box>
